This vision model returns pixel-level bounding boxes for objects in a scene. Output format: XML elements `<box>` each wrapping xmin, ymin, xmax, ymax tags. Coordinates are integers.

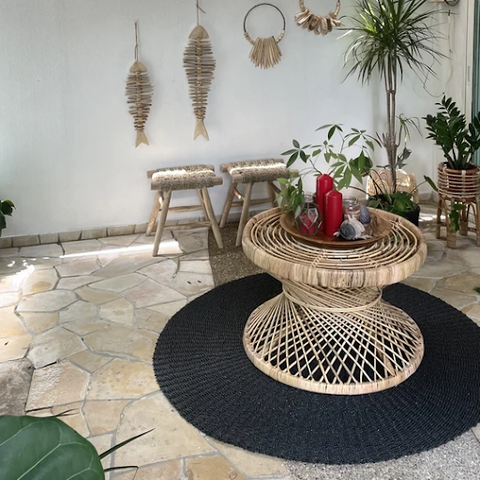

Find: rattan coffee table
<box><xmin>242</xmin><ymin>208</ymin><xmax>427</xmax><ymax>395</ymax></box>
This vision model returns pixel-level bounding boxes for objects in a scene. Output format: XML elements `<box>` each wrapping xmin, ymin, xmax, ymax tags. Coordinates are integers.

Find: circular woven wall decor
<box><xmin>243</xmin><ymin>3</ymin><xmax>286</xmax><ymax>69</ymax></box>
<box><xmin>295</xmin><ymin>0</ymin><xmax>342</xmax><ymax>35</ymax></box>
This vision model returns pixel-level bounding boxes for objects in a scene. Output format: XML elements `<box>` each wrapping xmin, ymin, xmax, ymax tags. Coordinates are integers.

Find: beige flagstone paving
<box><xmin>1</xmin><ymin>224</ymin><xmax>480</xmax><ymax>480</ymax></box>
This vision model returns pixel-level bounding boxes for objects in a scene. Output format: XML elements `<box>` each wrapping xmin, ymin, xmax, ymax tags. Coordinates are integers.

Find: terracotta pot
<box><xmin>437</xmin><ymin>163</ymin><xmax>480</xmax><ymax>199</ymax></box>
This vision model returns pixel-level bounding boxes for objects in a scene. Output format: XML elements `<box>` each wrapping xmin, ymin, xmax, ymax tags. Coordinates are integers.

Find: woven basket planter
<box><xmin>437</xmin><ymin>162</ymin><xmax>480</xmax><ymax>200</ymax></box>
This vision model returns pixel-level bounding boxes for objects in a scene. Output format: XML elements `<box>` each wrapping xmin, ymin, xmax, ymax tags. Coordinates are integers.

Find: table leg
<box><xmin>243</xmin><ymin>278</ymin><xmax>424</xmax><ymax>395</ymax></box>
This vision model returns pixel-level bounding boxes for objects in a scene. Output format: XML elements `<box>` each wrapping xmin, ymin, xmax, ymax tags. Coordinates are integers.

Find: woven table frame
<box><xmin>242</xmin><ymin>208</ymin><xmax>427</xmax><ymax>394</ymax></box>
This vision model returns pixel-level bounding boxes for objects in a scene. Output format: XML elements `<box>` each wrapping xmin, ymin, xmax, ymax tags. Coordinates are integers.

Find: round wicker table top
<box><xmin>242</xmin><ymin>208</ymin><xmax>427</xmax><ymax>288</ymax></box>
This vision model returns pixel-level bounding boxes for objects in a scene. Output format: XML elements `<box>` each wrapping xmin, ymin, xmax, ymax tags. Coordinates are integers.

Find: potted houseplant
<box><xmin>343</xmin><ymin>0</ymin><xmax>442</xmax><ymax>218</ymax></box>
<box><xmin>0</xmin><ymin>199</ymin><xmax>15</xmax><ymax>237</ymax></box>
<box><xmin>424</xmin><ymin>96</ymin><xmax>480</xmax><ymax>245</ymax></box>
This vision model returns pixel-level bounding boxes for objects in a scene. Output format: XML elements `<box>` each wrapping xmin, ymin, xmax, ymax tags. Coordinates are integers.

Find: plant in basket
<box><xmin>423</xmin><ymin>96</ymin><xmax>480</xmax><ymax>246</ymax></box>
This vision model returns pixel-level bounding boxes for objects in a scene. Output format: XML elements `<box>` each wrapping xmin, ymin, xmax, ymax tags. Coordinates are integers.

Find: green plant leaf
<box><xmin>99</xmin><ymin>429</ymin><xmax>154</xmax><ymax>460</ymax></box>
<box><xmin>424</xmin><ymin>175</ymin><xmax>438</xmax><ymax>192</ymax></box>
<box><xmin>293</xmin><ymin>139</ymin><xmax>300</xmax><ymax>148</ymax></box>
<box><xmin>0</xmin><ymin>415</ymin><xmax>104</xmax><ymax>480</ymax></box>
<box><xmin>281</xmin><ymin>149</ymin><xmax>297</xmax><ymax>155</ymax></box>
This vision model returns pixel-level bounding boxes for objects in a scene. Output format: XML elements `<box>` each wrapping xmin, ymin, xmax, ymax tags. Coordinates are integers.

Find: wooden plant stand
<box><xmin>242</xmin><ymin>208</ymin><xmax>427</xmax><ymax>395</ymax></box>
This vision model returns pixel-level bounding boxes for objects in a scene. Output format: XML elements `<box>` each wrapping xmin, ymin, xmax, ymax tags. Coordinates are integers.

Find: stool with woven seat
<box><xmin>147</xmin><ymin>165</ymin><xmax>223</xmax><ymax>256</ymax></box>
<box><xmin>220</xmin><ymin>159</ymin><xmax>294</xmax><ymax>246</ymax></box>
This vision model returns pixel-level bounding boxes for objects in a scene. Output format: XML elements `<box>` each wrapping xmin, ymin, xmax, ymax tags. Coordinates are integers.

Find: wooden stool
<box><xmin>147</xmin><ymin>165</ymin><xmax>223</xmax><ymax>256</ymax></box>
<box><xmin>220</xmin><ymin>159</ymin><xmax>293</xmax><ymax>246</ymax></box>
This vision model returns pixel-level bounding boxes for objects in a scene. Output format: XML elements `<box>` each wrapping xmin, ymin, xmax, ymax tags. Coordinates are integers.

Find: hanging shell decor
<box><xmin>244</xmin><ymin>3</ymin><xmax>286</xmax><ymax>69</ymax></box>
<box><xmin>183</xmin><ymin>25</ymin><xmax>216</xmax><ymax>140</ymax></box>
<box><xmin>295</xmin><ymin>0</ymin><xmax>342</xmax><ymax>36</ymax></box>
<box><xmin>125</xmin><ymin>23</ymin><xmax>154</xmax><ymax>147</ymax></box>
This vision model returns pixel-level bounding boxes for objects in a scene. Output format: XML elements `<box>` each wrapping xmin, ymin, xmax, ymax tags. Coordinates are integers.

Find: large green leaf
<box><xmin>0</xmin><ymin>416</ymin><xmax>104</xmax><ymax>480</ymax></box>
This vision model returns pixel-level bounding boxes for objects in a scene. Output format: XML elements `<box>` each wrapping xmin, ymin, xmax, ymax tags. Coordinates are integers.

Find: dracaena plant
<box><xmin>344</xmin><ymin>0</ymin><xmax>443</xmax><ymax>190</ymax></box>
<box><xmin>424</xmin><ymin>96</ymin><xmax>480</xmax><ymax>170</ymax></box>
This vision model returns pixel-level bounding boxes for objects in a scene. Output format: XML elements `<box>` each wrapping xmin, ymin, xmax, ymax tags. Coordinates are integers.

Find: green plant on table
<box><xmin>424</xmin><ymin>96</ymin><xmax>480</xmax><ymax>170</ymax></box>
<box><xmin>276</xmin><ymin>172</ymin><xmax>305</xmax><ymax>215</ymax></box>
<box><xmin>0</xmin><ymin>198</ymin><xmax>15</xmax><ymax>237</ymax></box>
<box><xmin>0</xmin><ymin>414</ymin><xmax>152</xmax><ymax>480</ymax></box>
<box><xmin>281</xmin><ymin>124</ymin><xmax>421</xmax><ymax>217</ymax></box>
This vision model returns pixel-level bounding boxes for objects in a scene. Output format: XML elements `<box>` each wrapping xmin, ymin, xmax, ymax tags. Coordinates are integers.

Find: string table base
<box><xmin>243</xmin><ymin>281</ymin><xmax>424</xmax><ymax>395</ymax></box>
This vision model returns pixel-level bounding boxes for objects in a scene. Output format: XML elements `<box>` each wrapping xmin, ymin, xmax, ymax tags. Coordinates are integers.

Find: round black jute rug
<box><xmin>153</xmin><ymin>274</ymin><xmax>480</xmax><ymax>464</ymax></box>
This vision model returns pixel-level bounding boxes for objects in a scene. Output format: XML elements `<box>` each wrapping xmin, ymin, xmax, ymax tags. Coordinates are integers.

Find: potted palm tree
<box><xmin>344</xmin><ymin>0</ymin><xmax>442</xmax><ymax>220</ymax></box>
<box><xmin>424</xmin><ymin>96</ymin><xmax>480</xmax><ymax>245</ymax></box>
<box><xmin>0</xmin><ymin>198</ymin><xmax>15</xmax><ymax>237</ymax></box>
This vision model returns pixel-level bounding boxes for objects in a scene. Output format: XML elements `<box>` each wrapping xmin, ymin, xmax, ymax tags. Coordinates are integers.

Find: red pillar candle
<box><xmin>316</xmin><ymin>174</ymin><xmax>333</xmax><ymax>231</ymax></box>
<box><xmin>324</xmin><ymin>190</ymin><xmax>343</xmax><ymax>237</ymax></box>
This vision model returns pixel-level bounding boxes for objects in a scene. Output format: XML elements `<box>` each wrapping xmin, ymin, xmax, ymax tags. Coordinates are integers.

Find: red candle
<box><xmin>324</xmin><ymin>190</ymin><xmax>343</xmax><ymax>236</ymax></box>
<box><xmin>316</xmin><ymin>174</ymin><xmax>333</xmax><ymax>231</ymax></box>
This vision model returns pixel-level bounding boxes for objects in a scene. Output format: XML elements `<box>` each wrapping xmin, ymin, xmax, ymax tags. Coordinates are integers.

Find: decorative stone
<box><xmin>436</xmin><ymin>273</ymin><xmax>480</xmax><ymax>294</ymax></box>
<box><xmin>185</xmin><ymin>455</ymin><xmax>244</xmax><ymax>480</ymax></box>
<box><xmin>179</xmin><ymin>260</ymin><xmax>212</xmax><ymax>275</ymax></box>
<box><xmin>81</xmin><ymin>228</ymin><xmax>107</xmax><ymax>240</ymax></box>
<box><xmin>115</xmin><ymin>393</ymin><xmax>214</xmax><ymax>465</ymax></box>
<box><xmin>58</xmin><ymin>231</ymin><xmax>82</xmax><ymax>243</ymax></box>
<box><xmin>26</xmin><ymin>362</ymin><xmax>90</xmax><ymax>410</ymax></box>
<box><xmin>168</xmin><ymin>272</ymin><xmax>214</xmax><ymax>297</ymax></box>
<box><xmin>93</xmin><ymin>254</ymin><xmax>157</xmax><ymax>278</ymax></box>
<box><xmin>62</xmin><ymin>239</ymin><xmax>103</xmax><ymax>255</ymax></box>
<box><xmin>69</xmin><ymin>350</ymin><xmax>111</xmax><ymax>373</ymax></box>
<box><xmin>124</xmin><ymin>279</ymin><xmax>185</xmax><ymax>308</ymax></box>
<box><xmin>0</xmin><ymin>270</ymin><xmax>29</xmax><ymax>293</ymax></box>
<box><xmin>209</xmin><ymin>438</ymin><xmax>288</xmax><ymax>477</ymax></box>
<box><xmin>0</xmin><ymin>307</ymin><xmax>28</xmax><ymax>336</ymax></box>
<box><xmin>113</xmin><ymin>461</ymin><xmax>182</xmax><ymax>480</ymax></box>
<box><xmin>99</xmin><ymin>298</ymin><xmax>134</xmax><ymax>325</ymax></box>
<box><xmin>0</xmin><ymin>334</ymin><xmax>32</xmax><ymax>362</ymax></box>
<box><xmin>22</xmin><ymin>268</ymin><xmax>58</xmax><ymax>295</ymax></box>
<box><xmin>173</xmin><ymin>230</ymin><xmax>208</xmax><ymax>253</ymax></box>
<box><xmin>17</xmin><ymin>289</ymin><xmax>76</xmax><ymax>312</ymax></box>
<box><xmin>39</xmin><ymin>233</ymin><xmax>59</xmax><ymax>244</ymax></box>
<box><xmin>401</xmin><ymin>277</ymin><xmax>437</xmax><ymax>293</ymax></box>
<box><xmin>12</xmin><ymin>235</ymin><xmax>40</xmax><ymax>248</ymax></box>
<box><xmin>83</xmin><ymin>325</ymin><xmax>157</xmax><ymax>362</ymax></box>
<box><xmin>57</xmin><ymin>276</ymin><xmax>102</xmax><ymax>290</ymax></box>
<box><xmin>134</xmin><ymin>224</ymin><xmax>148</xmax><ymax>234</ymax></box>
<box><xmin>20</xmin><ymin>312</ymin><xmax>58</xmax><ymax>333</ymax></box>
<box><xmin>429</xmin><ymin>289</ymin><xmax>477</xmax><ymax>310</ymax></box>
<box><xmin>55</xmin><ymin>258</ymin><xmax>100</xmax><ymax>277</ymax></box>
<box><xmin>87</xmin><ymin>358</ymin><xmax>158</xmax><ymax>400</ymax></box>
<box><xmin>0</xmin><ymin>358</ymin><xmax>33</xmax><ymax>415</ymax></box>
<box><xmin>0</xmin><ymin>237</ymin><xmax>13</xmax><ymax>249</ymax></box>
<box><xmin>77</xmin><ymin>286</ymin><xmax>120</xmax><ymax>305</ymax></box>
<box><xmin>28</xmin><ymin>326</ymin><xmax>86</xmax><ymax>368</ymax></box>
<box><xmin>148</xmin><ymin>300</ymin><xmax>187</xmax><ymax>318</ymax></box>
<box><xmin>412</xmin><ymin>261</ymin><xmax>468</xmax><ymax>279</ymax></box>
<box><xmin>0</xmin><ymin>247</ymin><xmax>19</xmax><ymax>257</ymax></box>
<box><xmin>20</xmin><ymin>244</ymin><xmax>63</xmax><ymax>258</ymax></box>
<box><xmin>0</xmin><ymin>291</ymin><xmax>21</xmax><ymax>308</ymax></box>
<box><xmin>83</xmin><ymin>400</ymin><xmax>129</xmax><ymax>435</ymax></box>
<box><xmin>60</xmin><ymin>301</ymin><xmax>108</xmax><ymax>335</ymax></box>
<box><xmin>135</xmin><ymin>309</ymin><xmax>169</xmax><ymax>333</ymax></box>
<box><xmin>105</xmin><ymin>228</ymin><xmax>136</xmax><ymax>239</ymax></box>
<box><xmin>138</xmin><ymin>260</ymin><xmax>178</xmax><ymax>285</ymax></box>
<box><xmin>91</xmin><ymin>273</ymin><xmax>146</xmax><ymax>293</ymax></box>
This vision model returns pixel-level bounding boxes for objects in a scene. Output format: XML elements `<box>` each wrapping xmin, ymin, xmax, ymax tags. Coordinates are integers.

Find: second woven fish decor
<box><xmin>183</xmin><ymin>0</ymin><xmax>216</xmax><ymax>140</ymax></box>
<box><xmin>125</xmin><ymin>22</ymin><xmax>154</xmax><ymax>147</ymax></box>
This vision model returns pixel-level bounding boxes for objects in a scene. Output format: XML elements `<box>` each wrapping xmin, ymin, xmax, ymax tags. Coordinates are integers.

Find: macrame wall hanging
<box><xmin>244</xmin><ymin>3</ymin><xmax>286</xmax><ymax>69</ymax></box>
<box><xmin>295</xmin><ymin>0</ymin><xmax>342</xmax><ymax>36</ymax></box>
<box><xmin>125</xmin><ymin>22</ymin><xmax>154</xmax><ymax>147</ymax></box>
<box><xmin>183</xmin><ymin>0</ymin><xmax>216</xmax><ymax>140</ymax></box>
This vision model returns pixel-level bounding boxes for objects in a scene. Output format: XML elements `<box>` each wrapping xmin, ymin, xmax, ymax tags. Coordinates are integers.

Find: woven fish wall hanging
<box><xmin>244</xmin><ymin>3</ymin><xmax>286</xmax><ymax>69</ymax></box>
<box><xmin>125</xmin><ymin>22</ymin><xmax>154</xmax><ymax>147</ymax></box>
<box><xmin>295</xmin><ymin>0</ymin><xmax>342</xmax><ymax>35</ymax></box>
<box><xmin>183</xmin><ymin>1</ymin><xmax>216</xmax><ymax>140</ymax></box>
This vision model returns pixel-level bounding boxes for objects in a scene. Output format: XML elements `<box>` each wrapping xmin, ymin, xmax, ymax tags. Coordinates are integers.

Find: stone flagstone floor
<box><xmin>1</xmin><ymin>210</ymin><xmax>480</xmax><ymax>480</ymax></box>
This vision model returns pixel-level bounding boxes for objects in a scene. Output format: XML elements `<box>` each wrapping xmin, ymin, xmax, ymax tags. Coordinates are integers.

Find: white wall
<box><xmin>0</xmin><ymin>0</ymin><xmax>457</xmax><ymax>236</ymax></box>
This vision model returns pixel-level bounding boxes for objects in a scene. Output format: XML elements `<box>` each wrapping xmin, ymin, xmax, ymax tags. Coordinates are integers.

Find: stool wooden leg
<box><xmin>236</xmin><ymin>182</ymin><xmax>253</xmax><ymax>247</ymax></box>
<box><xmin>152</xmin><ymin>191</ymin><xmax>171</xmax><ymax>256</ymax></box>
<box><xmin>220</xmin><ymin>182</ymin><xmax>237</xmax><ymax>228</ymax></box>
<box><xmin>460</xmin><ymin>203</ymin><xmax>469</xmax><ymax>236</ymax></box>
<box><xmin>436</xmin><ymin>197</ymin><xmax>443</xmax><ymax>239</ymax></box>
<box><xmin>268</xmin><ymin>181</ymin><xmax>279</xmax><ymax>208</ymax></box>
<box><xmin>147</xmin><ymin>191</ymin><xmax>161</xmax><ymax>236</ymax></box>
<box><xmin>196</xmin><ymin>188</ymin><xmax>209</xmax><ymax>221</ymax></box>
<box><xmin>201</xmin><ymin>187</ymin><xmax>223</xmax><ymax>249</ymax></box>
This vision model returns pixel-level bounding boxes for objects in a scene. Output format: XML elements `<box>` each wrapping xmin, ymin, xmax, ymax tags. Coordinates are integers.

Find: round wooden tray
<box><xmin>279</xmin><ymin>211</ymin><xmax>391</xmax><ymax>249</ymax></box>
